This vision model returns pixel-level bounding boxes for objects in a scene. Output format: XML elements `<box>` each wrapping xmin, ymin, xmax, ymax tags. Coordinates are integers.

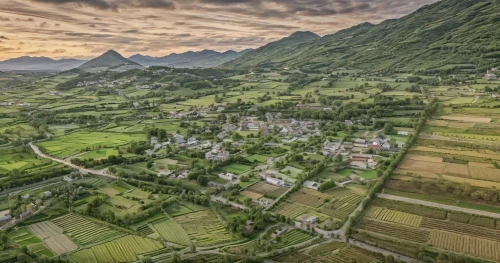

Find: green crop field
<box><xmin>51</xmin><ymin>214</ymin><xmax>126</xmax><ymax>246</ymax></box>
<box><xmin>37</xmin><ymin>131</ymin><xmax>144</xmax><ymax>158</ymax></box>
<box><xmin>151</xmin><ymin>218</ymin><xmax>191</xmax><ymax>246</ymax></box>
<box><xmin>222</xmin><ymin>163</ymin><xmax>252</xmax><ymax>174</ymax></box>
<box><xmin>174</xmin><ymin>210</ymin><xmax>236</xmax><ymax>246</ymax></box>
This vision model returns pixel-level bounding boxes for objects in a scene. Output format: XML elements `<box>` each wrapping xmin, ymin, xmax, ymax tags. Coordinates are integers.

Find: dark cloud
<box><xmin>0</xmin><ymin>16</ymin><xmax>10</xmax><ymax>21</ymax></box>
<box><xmin>29</xmin><ymin>0</ymin><xmax>175</xmax><ymax>10</ymax></box>
<box><xmin>15</xmin><ymin>17</ymin><xmax>35</xmax><ymax>21</ymax></box>
<box><xmin>131</xmin><ymin>0</ymin><xmax>175</xmax><ymax>9</ymax></box>
<box><xmin>30</xmin><ymin>0</ymin><xmax>114</xmax><ymax>10</ymax></box>
<box><xmin>52</xmin><ymin>48</ymin><xmax>66</xmax><ymax>53</ymax></box>
<box><xmin>0</xmin><ymin>36</ymin><xmax>9</xmax><ymax>40</ymax></box>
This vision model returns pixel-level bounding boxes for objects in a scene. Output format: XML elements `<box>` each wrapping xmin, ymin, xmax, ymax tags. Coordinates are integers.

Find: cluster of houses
<box><xmin>239</xmin><ymin>115</ymin><xmax>322</xmax><ymax>138</ymax></box>
<box><xmin>77</xmin><ymin>79</ymin><xmax>132</xmax><ymax>88</ymax></box>
<box><xmin>0</xmin><ymin>101</ymin><xmax>30</xmax><ymax>107</ymax></box>
<box><xmin>484</xmin><ymin>68</ymin><xmax>500</xmax><ymax>80</ymax></box>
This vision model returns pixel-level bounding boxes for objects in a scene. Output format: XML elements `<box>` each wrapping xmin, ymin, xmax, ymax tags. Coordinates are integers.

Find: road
<box><xmin>378</xmin><ymin>193</ymin><xmax>500</xmax><ymax>219</ymax></box>
<box><xmin>29</xmin><ymin>142</ymin><xmax>116</xmax><ymax>179</ymax></box>
<box><xmin>348</xmin><ymin>239</ymin><xmax>420</xmax><ymax>263</ymax></box>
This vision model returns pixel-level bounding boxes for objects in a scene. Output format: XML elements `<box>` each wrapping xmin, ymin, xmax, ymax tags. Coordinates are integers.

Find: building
<box><xmin>0</xmin><ymin>215</ymin><xmax>12</xmax><ymax>226</ymax></box>
<box><xmin>158</xmin><ymin>170</ymin><xmax>173</xmax><ymax>177</ymax></box>
<box><xmin>266</xmin><ymin>177</ymin><xmax>285</xmax><ymax>187</ymax></box>
<box><xmin>205</xmin><ymin>150</ymin><xmax>230</xmax><ymax>162</ymax></box>
<box><xmin>63</xmin><ymin>176</ymin><xmax>73</xmax><ymax>182</ymax></box>
<box><xmin>187</xmin><ymin>137</ymin><xmax>198</xmax><ymax>146</ymax></box>
<box><xmin>351</xmin><ymin>154</ymin><xmax>372</xmax><ymax>162</ymax></box>
<box><xmin>20</xmin><ymin>210</ymin><xmax>32</xmax><ymax>219</ymax></box>
<box><xmin>43</xmin><ymin>191</ymin><xmax>52</xmax><ymax>198</ymax></box>
<box><xmin>397</xmin><ymin>131</ymin><xmax>409</xmax><ymax>136</ymax></box>
<box><xmin>218</xmin><ymin>172</ymin><xmax>236</xmax><ymax>181</ymax></box>
<box><xmin>485</xmin><ymin>73</ymin><xmax>498</xmax><ymax>80</ymax></box>
<box><xmin>305</xmin><ymin>215</ymin><xmax>319</xmax><ymax>224</ymax></box>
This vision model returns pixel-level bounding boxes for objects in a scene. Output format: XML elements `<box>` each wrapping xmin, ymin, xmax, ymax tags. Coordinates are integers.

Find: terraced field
<box><xmin>51</xmin><ymin>214</ymin><xmax>125</xmax><ymax>245</ymax></box>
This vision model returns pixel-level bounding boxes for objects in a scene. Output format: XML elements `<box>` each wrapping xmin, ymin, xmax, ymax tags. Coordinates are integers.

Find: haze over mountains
<box><xmin>0</xmin><ymin>49</ymin><xmax>254</xmax><ymax>72</ymax></box>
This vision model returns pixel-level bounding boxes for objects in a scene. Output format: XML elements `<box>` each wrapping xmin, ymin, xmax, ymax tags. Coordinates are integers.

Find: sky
<box><xmin>0</xmin><ymin>0</ymin><xmax>439</xmax><ymax>60</ymax></box>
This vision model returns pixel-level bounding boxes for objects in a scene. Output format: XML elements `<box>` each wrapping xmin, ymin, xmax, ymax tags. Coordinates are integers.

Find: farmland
<box><xmin>151</xmin><ymin>218</ymin><xmax>191</xmax><ymax>246</ymax></box>
<box><xmin>71</xmin><ymin>235</ymin><xmax>163</xmax><ymax>263</ymax></box>
<box><xmin>51</xmin><ymin>214</ymin><xmax>126</xmax><ymax>245</ymax></box>
<box><xmin>174</xmin><ymin>210</ymin><xmax>236</xmax><ymax>246</ymax></box>
<box><xmin>2</xmin><ymin>47</ymin><xmax>497</xmax><ymax>263</ymax></box>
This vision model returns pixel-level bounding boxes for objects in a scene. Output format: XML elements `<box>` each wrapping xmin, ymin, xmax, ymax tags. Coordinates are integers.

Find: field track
<box><xmin>378</xmin><ymin>194</ymin><xmax>500</xmax><ymax>219</ymax></box>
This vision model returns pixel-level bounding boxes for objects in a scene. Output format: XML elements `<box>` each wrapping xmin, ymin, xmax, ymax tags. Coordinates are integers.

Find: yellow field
<box><xmin>440</xmin><ymin>115</ymin><xmax>491</xmax><ymax>123</ymax></box>
<box><xmin>399</xmin><ymin>159</ymin><xmax>469</xmax><ymax>178</ymax></box>
<box><xmin>447</xmin><ymin>121</ymin><xmax>475</xmax><ymax>128</ymax></box>
<box><xmin>404</xmin><ymin>154</ymin><xmax>442</xmax><ymax>163</ymax></box>
<box><xmin>412</xmin><ymin>146</ymin><xmax>500</xmax><ymax>161</ymax></box>
<box><xmin>240</xmin><ymin>190</ymin><xmax>263</xmax><ymax>200</ymax></box>
<box><xmin>393</xmin><ymin>170</ymin><xmax>500</xmax><ymax>189</ymax></box>
<box><xmin>468</xmin><ymin>162</ymin><xmax>495</xmax><ymax>168</ymax></box>
<box><xmin>469</xmin><ymin>166</ymin><xmax>500</xmax><ymax>183</ymax></box>
<box><xmin>429</xmin><ymin>230</ymin><xmax>500</xmax><ymax>262</ymax></box>
<box><xmin>367</xmin><ymin>207</ymin><xmax>422</xmax><ymax>227</ymax></box>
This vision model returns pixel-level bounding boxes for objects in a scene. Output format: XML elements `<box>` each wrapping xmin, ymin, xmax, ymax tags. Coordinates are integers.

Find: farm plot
<box><xmin>429</xmin><ymin>230</ymin><xmax>500</xmax><ymax>262</ymax></box>
<box><xmin>468</xmin><ymin>166</ymin><xmax>500</xmax><ymax>182</ymax></box>
<box><xmin>174</xmin><ymin>210</ymin><xmax>235</xmax><ymax>246</ymax></box>
<box><xmin>27</xmin><ymin>221</ymin><xmax>63</xmax><ymax>239</ymax></box>
<box><xmin>398</xmin><ymin>159</ymin><xmax>470</xmax><ymax>178</ymax></box>
<box><xmin>420</xmin><ymin>217</ymin><xmax>500</xmax><ymax>241</ymax></box>
<box><xmin>289</xmin><ymin>188</ymin><xmax>329</xmax><ymax>208</ymax></box>
<box><xmin>44</xmin><ymin>234</ymin><xmax>78</xmax><ymax>255</ymax></box>
<box><xmin>366</xmin><ymin>207</ymin><xmax>422</xmax><ymax>227</ymax></box>
<box><xmin>72</xmin><ymin>235</ymin><xmax>163</xmax><ymax>263</ymax></box>
<box><xmin>222</xmin><ymin>164</ymin><xmax>252</xmax><ymax>174</ymax></box>
<box><xmin>357</xmin><ymin>219</ymin><xmax>430</xmax><ymax>243</ymax></box>
<box><xmin>9</xmin><ymin>228</ymin><xmax>42</xmax><ymax>246</ymax></box>
<box><xmin>319</xmin><ymin>188</ymin><xmax>363</xmax><ymax>220</ymax></box>
<box><xmin>246</xmin><ymin>181</ymin><xmax>287</xmax><ymax>198</ymax></box>
<box><xmin>273</xmin><ymin>229</ymin><xmax>313</xmax><ymax>249</ymax></box>
<box><xmin>404</xmin><ymin>154</ymin><xmax>442</xmax><ymax>163</ymax></box>
<box><xmin>274</xmin><ymin>202</ymin><xmax>307</xmax><ymax>218</ymax></box>
<box><xmin>28</xmin><ymin>243</ymin><xmax>55</xmax><ymax>258</ymax></box>
<box><xmin>240</xmin><ymin>190</ymin><xmax>263</xmax><ymax>201</ymax></box>
<box><xmin>51</xmin><ymin>214</ymin><xmax>125</xmax><ymax>245</ymax></box>
<box><xmin>151</xmin><ymin>218</ymin><xmax>191</xmax><ymax>246</ymax></box>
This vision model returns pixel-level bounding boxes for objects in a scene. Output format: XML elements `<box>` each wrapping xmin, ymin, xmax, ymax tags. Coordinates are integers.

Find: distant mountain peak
<box><xmin>77</xmin><ymin>50</ymin><xmax>143</xmax><ymax>72</ymax></box>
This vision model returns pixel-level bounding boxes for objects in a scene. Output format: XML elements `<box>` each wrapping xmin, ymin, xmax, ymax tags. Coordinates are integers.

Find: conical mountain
<box><xmin>78</xmin><ymin>50</ymin><xmax>144</xmax><ymax>72</ymax></box>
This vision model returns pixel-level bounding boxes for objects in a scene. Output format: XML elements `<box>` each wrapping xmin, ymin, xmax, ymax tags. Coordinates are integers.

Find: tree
<box><xmin>190</xmin><ymin>244</ymin><xmax>196</xmax><ymax>253</ymax></box>
<box><xmin>383</xmin><ymin>123</ymin><xmax>394</xmax><ymax>134</ymax></box>
<box><xmin>142</xmin><ymin>256</ymin><xmax>153</xmax><ymax>263</ymax></box>
<box><xmin>197</xmin><ymin>175</ymin><xmax>208</xmax><ymax>186</ymax></box>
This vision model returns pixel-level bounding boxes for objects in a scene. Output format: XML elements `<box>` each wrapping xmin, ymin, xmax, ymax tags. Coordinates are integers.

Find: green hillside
<box><xmin>222</xmin><ymin>0</ymin><xmax>500</xmax><ymax>73</ymax></box>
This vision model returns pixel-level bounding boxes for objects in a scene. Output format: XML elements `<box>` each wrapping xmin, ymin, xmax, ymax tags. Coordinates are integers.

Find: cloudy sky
<box><xmin>0</xmin><ymin>0</ymin><xmax>439</xmax><ymax>60</ymax></box>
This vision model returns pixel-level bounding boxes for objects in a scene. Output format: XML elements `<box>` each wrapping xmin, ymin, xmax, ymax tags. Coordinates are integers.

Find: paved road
<box><xmin>29</xmin><ymin>142</ymin><xmax>116</xmax><ymax>179</ymax></box>
<box><xmin>348</xmin><ymin>239</ymin><xmax>420</xmax><ymax>263</ymax></box>
<box><xmin>378</xmin><ymin>193</ymin><xmax>500</xmax><ymax>219</ymax></box>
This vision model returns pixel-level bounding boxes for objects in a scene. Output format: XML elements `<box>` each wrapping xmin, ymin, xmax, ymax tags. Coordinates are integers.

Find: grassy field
<box><xmin>222</xmin><ymin>163</ymin><xmax>252</xmax><ymax>174</ymax></box>
<box><xmin>37</xmin><ymin>131</ymin><xmax>144</xmax><ymax>158</ymax></box>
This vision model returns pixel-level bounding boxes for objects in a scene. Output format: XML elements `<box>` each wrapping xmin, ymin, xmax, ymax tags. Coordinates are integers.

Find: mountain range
<box><xmin>222</xmin><ymin>0</ymin><xmax>500</xmax><ymax>72</ymax></box>
<box><xmin>0</xmin><ymin>57</ymin><xmax>85</xmax><ymax>71</ymax></box>
<box><xmin>128</xmin><ymin>49</ymin><xmax>253</xmax><ymax>68</ymax></box>
<box><xmin>0</xmin><ymin>49</ymin><xmax>253</xmax><ymax>72</ymax></box>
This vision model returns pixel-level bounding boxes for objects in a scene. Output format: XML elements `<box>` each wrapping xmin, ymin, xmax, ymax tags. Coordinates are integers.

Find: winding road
<box><xmin>28</xmin><ymin>142</ymin><xmax>116</xmax><ymax>179</ymax></box>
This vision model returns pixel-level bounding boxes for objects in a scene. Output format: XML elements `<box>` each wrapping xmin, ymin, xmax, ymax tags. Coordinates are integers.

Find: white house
<box><xmin>218</xmin><ymin>172</ymin><xmax>236</xmax><ymax>181</ymax></box>
<box><xmin>266</xmin><ymin>177</ymin><xmax>285</xmax><ymax>187</ymax></box>
<box><xmin>187</xmin><ymin>137</ymin><xmax>198</xmax><ymax>146</ymax></box>
<box><xmin>397</xmin><ymin>131</ymin><xmax>409</xmax><ymax>136</ymax></box>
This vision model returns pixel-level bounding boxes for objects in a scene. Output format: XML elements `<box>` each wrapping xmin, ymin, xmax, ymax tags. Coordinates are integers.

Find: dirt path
<box><xmin>29</xmin><ymin>142</ymin><xmax>116</xmax><ymax>179</ymax></box>
<box><xmin>378</xmin><ymin>193</ymin><xmax>500</xmax><ymax>219</ymax></box>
